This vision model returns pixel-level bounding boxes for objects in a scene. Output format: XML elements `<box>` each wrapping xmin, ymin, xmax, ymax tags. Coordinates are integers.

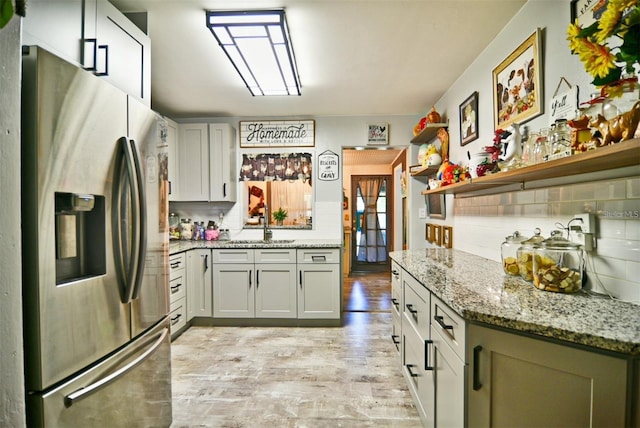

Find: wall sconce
<box><xmin>205</xmin><ymin>9</ymin><xmax>301</xmax><ymax>96</ymax></box>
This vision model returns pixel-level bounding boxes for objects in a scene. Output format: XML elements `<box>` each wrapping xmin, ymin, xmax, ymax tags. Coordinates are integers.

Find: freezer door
<box><xmin>21</xmin><ymin>46</ymin><xmax>131</xmax><ymax>391</ymax></box>
<box><xmin>27</xmin><ymin>317</ymin><xmax>172</xmax><ymax>428</ymax></box>
<box><xmin>127</xmin><ymin>96</ymin><xmax>170</xmax><ymax>338</ymax></box>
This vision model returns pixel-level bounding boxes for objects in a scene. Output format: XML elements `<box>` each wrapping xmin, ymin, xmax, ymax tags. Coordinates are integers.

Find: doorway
<box><xmin>350</xmin><ymin>175</ymin><xmax>392</xmax><ymax>273</ymax></box>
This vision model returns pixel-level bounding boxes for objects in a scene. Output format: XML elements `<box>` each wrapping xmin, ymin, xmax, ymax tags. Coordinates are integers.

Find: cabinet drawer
<box><xmin>169</xmin><ymin>275</ymin><xmax>186</xmax><ymax>304</ymax></box>
<box><xmin>169</xmin><ymin>297</ymin><xmax>187</xmax><ymax>338</ymax></box>
<box><xmin>297</xmin><ymin>248</ymin><xmax>340</xmax><ymax>263</ymax></box>
<box><xmin>431</xmin><ymin>295</ymin><xmax>466</xmax><ymax>361</ymax></box>
<box><xmin>212</xmin><ymin>249</ymin><xmax>255</xmax><ymax>263</ymax></box>
<box><xmin>169</xmin><ymin>253</ymin><xmax>186</xmax><ymax>278</ymax></box>
<box><xmin>255</xmin><ymin>249</ymin><xmax>296</xmax><ymax>263</ymax></box>
<box><xmin>403</xmin><ymin>273</ymin><xmax>430</xmax><ymax>340</ymax></box>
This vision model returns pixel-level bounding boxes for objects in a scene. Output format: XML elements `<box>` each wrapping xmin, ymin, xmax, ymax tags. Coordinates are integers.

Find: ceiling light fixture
<box><xmin>205</xmin><ymin>9</ymin><xmax>301</xmax><ymax>96</ymax></box>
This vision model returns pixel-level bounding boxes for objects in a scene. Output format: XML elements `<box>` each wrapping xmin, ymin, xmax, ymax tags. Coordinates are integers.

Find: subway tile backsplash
<box><xmin>453</xmin><ymin>176</ymin><xmax>640</xmax><ymax>304</ymax></box>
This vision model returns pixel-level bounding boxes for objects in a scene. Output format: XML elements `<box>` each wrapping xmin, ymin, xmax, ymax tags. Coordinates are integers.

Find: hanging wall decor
<box><xmin>367</xmin><ymin>123</ymin><xmax>389</xmax><ymax>145</ymax></box>
<box><xmin>239</xmin><ymin>120</ymin><xmax>315</xmax><ymax>147</ymax></box>
<box><xmin>318</xmin><ymin>150</ymin><xmax>339</xmax><ymax>181</ymax></box>
<box><xmin>492</xmin><ymin>28</ymin><xmax>543</xmax><ymax>130</ymax></box>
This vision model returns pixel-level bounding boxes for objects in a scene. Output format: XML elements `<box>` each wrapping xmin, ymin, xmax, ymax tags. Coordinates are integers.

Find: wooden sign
<box><xmin>239</xmin><ymin>120</ymin><xmax>315</xmax><ymax>147</ymax></box>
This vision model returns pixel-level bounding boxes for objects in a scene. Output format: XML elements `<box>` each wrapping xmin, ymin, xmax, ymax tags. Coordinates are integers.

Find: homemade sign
<box><xmin>239</xmin><ymin>120</ymin><xmax>315</xmax><ymax>147</ymax></box>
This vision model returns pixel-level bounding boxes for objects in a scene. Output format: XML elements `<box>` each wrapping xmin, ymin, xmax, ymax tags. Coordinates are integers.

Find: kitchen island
<box><xmin>390</xmin><ymin>248</ymin><xmax>640</xmax><ymax>427</ymax></box>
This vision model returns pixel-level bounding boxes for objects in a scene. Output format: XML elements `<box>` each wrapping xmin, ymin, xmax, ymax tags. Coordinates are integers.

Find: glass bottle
<box><xmin>532</xmin><ymin>132</ymin><xmax>547</xmax><ymax>164</ymax></box>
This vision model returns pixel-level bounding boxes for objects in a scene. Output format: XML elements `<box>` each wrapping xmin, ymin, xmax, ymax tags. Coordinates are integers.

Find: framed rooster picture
<box><xmin>492</xmin><ymin>28</ymin><xmax>543</xmax><ymax>129</ymax></box>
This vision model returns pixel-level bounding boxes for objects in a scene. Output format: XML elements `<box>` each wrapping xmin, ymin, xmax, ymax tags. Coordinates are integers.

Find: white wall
<box><xmin>0</xmin><ymin>17</ymin><xmax>26</xmax><ymax>428</ymax></box>
<box><xmin>414</xmin><ymin>0</ymin><xmax>639</xmax><ymax>303</ymax></box>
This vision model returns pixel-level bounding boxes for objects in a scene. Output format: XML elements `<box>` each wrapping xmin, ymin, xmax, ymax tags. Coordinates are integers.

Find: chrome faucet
<box><xmin>263</xmin><ymin>204</ymin><xmax>272</xmax><ymax>241</ymax></box>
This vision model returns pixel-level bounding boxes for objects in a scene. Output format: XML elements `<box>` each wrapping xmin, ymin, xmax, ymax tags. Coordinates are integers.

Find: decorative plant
<box><xmin>567</xmin><ymin>0</ymin><xmax>640</xmax><ymax>98</ymax></box>
<box><xmin>272</xmin><ymin>207</ymin><xmax>288</xmax><ymax>224</ymax></box>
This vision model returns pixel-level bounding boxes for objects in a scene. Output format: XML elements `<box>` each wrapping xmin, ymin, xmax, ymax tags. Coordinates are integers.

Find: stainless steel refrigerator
<box><xmin>21</xmin><ymin>46</ymin><xmax>172</xmax><ymax>427</ymax></box>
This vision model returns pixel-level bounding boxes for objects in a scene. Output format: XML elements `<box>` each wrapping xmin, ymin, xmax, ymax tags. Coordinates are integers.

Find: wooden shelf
<box><xmin>410</xmin><ymin>164</ymin><xmax>439</xmax><ymax>177</ymax></box>
<box><xmin>410</xmin><ymin>123</ymin><xmax>448</xmax><ymax>144</ymax></box>
<box><xmin>421</xmin><ymin>138</ymin><xmax>640</xmax><ymax>195</ymax></box>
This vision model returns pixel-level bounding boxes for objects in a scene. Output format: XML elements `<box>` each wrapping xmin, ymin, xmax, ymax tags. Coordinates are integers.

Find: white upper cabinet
<box><xmin>208</xmin><ymin>124</ymin><xmax>237</xmax><ymax>203</ymax></box>
<box><xmin>175</xmin><ymin>123</ymin><xmax>237</xmax><ymax>202</ymax></box>
<box><xmin>165</xmin><ymin>118</ymin><xmax>180</xmax><ymax>201</ymax></box>
<box><xmin>23</xmin><ymin>0</ymin><xmax>151</xmax><ymax>107</ymax></box>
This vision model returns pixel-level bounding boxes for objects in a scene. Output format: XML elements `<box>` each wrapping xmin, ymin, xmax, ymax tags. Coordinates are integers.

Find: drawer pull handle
<box><xmin>405</xmin><ymin>304</ymin><xmax>418</xmax><ymax>318</ymax></box>
<box><xmin>391</xmin><ymin>335</ymin><xmax>400</xmax><ymax>346</ymax></box>
<box><xmin>311</xmin><ymin>255</ymin><xmax>326</xmax><ymax>262</ymax></box>
<box><xmin>434</xmin><ymin>315</ymin><xmax>454</xmax><ymax>330</ymax></box>
<box><xmin>424</xmin><ymin>339</ymin><xmax>434</xmax><ymax>371</ymax></box>
<box><xmin>170</xmin><ymin>262</ymin><xmax>181</xmax><ymax>269</ymax></box>
<box><xmin>171</xmin><ymin>313</ymin><xmax>182</xmax><ymax>325</ymax></box>
<box><xmin>473</xmin><ymin>345</ymin><xmax>483</xmax><ymax>391</ymax></box>
<box><xmin>406</xmin><ymin>364</ymin><xmax>419</xmax><ymax>378</ymax></box>
<box><xmin>391</xmin><ymin>269</ymin><xmax>399</xmax><ymax>276</ymax></box>
<box><xmin>170</xmin><ymin>283</ymin><xmax>182</xmax><ymax>293</ymax></box>
<box><xmin>391</xmin><ymin>298</ymin><xmax>399</xmax><ymax>309</ymax></box>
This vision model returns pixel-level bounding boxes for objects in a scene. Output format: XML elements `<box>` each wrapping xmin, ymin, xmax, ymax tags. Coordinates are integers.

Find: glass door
<box><xmin>351</xmin><ymin>175</ymin><xmax>391</xmax><ymax>273</ymax></box>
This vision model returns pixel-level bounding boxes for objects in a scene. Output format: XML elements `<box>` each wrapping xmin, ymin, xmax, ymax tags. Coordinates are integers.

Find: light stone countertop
<box><xmin>170</xmin><ymin>239</ymin><xmax>342</xmax><ymax>255</ymax></box>
<box><xmin>390</xmin><ymin>249</ymin><xmax>640</xmax><ymax>356</ymax></box>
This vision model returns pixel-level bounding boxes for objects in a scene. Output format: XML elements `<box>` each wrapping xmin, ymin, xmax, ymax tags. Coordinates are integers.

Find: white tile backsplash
<box><xmin>453</xmin><ymin>176</ymin><xmax>640</xmax><ymax>303</ymax></box>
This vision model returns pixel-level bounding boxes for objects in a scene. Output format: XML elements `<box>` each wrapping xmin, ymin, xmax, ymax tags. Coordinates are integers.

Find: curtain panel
<box><xmin>240</xmin><ymin>153</ymin><xmax>312</xmax><ymax>182</ymax></box>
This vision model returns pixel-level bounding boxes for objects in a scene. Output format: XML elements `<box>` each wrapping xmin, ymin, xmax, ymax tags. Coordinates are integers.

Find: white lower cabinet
<box><xmin>297</xmin><ymin>249</ymin><xmax>341</xmax><ymax>319</ymax></box>
<box><xmin>212</xmin><ymin>249</ymin><xmax>296</xmax><ymax>319</ymax></box>
<box><xmin>401</xmin><ymin>270</ymin><xmax>434</xmax><ymax>427</ymax></box>
<box><xmin>187</xmin><ymin>249</ymin><xmax>212</xmax><ymax>319</ymax></box>
<box><xmin>467</xmin><ymin>323</ymin><xmax>628</xmax><ymax>428</ymax></box>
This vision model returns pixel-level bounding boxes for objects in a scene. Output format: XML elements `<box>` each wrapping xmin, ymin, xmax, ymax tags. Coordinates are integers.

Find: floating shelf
<box><xmin>410</xmin><ymin>123</ymin><xmax>448</xmax><ymax>144</ymax></box>
<box><xmin>421</xmin><ymin>138</ymin><xmax>640</xmax><ymax>196</ymax></box>
<box><xmin>410</xmin><ymin>164</ymin><xmax>439</xmax><ymax>177</ymax></box>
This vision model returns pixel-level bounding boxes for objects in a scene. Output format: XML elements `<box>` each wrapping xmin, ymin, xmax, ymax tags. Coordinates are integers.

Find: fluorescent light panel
<box><xmin>206</xmin><ymin>10</ymin><xmax>301</xmax><ymax>96</ymax></box>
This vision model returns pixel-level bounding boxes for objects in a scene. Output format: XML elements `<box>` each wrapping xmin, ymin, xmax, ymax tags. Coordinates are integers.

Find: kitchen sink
<box><xmin>226</xmin><ymin>239</ymin><xmax>295</xmax><ymax>244</ymax></box>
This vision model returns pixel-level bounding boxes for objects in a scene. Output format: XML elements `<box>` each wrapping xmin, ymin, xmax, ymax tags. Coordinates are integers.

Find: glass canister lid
<box><xmin>540</xmin><ymin>230</ymin><xmax>582</xmax><ymax>250</ymax></box>
<box><xmin>504</xmin><ymin>230</ymin><xmax>527</xmax><ymax>243</ymax></box>
<box><xmin>519</xmin><ymin>228</ymin><xmax>544</xmax><ymax>247</ymax></box>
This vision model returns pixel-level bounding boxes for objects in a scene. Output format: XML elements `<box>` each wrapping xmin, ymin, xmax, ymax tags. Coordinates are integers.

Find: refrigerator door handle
<box><xmin>64</xmin><ymin>327</ymin><xmax>168</xmax><ymax>407</ymax></box>
<box><xmin>129</xmin><ymin>139</ymin><xmax>147</xmax><ymax>300</ymax></box>
<box><xmin>112</xmin><ymin>137</ymin><xmax>140</xmax><ymax>303</ymax></box>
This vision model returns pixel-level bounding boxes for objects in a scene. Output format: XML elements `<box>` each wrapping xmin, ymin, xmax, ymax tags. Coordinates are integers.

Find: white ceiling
<box><xmin>111</xmin><ymin>0</ymin><xmax>527</xmax><ymax>120</ymax></box>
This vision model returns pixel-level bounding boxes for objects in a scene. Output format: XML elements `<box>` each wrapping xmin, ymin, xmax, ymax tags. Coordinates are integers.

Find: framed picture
<box><xmin>426</xmin><ymin>193</ymin><xmax>445</xmax><ymax>220</ymax></box>
<box><xmin>571</xmin><ymin>0</ymin><xmax>607</xmax><ymax>27</ymax></box>
<box><xmin>367</xmin><ymin>123</ymin><xmax>389</xmax><ymax>145</ymax></box>
<box><xmin>492</xmin><ymin>28</ymin><xmax>543</xmax><ymax>130</ymax></box>
<box><xmin>426</xmin><ymin>223</ymin><xmax>433</xmax><ymax>242</ymax></box>
<box><xmin>433</xmin><ymin>225</ymin><xmax>443</xmax><ymax>246</ymax></box>
<box><xmin>459</xmin><ymin>92</ymin><xmax>478</xmax><ymax>146</ymax></box>
<box><xmin>443</xmin><ymin>226</ymin><xmax>453</xmax><ymax>249</ymax></box>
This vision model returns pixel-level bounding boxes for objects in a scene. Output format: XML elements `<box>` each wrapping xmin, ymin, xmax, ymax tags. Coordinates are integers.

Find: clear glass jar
<box><xmin>169</xmin><ymin>213</ymin><xmax>180</xmax><ymax>239</ymax></box>
<box><xmin>516</xmin><ymin>228</ymin><xmax>545</xmax><ymax>282</ymax></box>
<box><xmin>532</xmin><ymin>231</ymin><xmax>584</xmax><ymax>293</ymax></box>
<box><xmin>551</xmin><ymin>119</ymin><xmax>571</xmax><ymax>156</ymax></box>
<box><xmin>521</xmin><ymin>131</ymin><xmax>538</xmax><ymax>166</ymax></box>
<box><xmin>179</xmin><ymin>218</ymin><xmax>193</xmax><ymax>240</ymax></box>
<box><xmin>501</xmin><ymin>231</ymin><xmax>527</xmax><ymax>276</ymax></box>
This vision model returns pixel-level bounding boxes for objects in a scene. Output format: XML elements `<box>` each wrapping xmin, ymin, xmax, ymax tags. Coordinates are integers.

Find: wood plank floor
<box><xmin>170</xmin><ymin>272</ymin><xmax>421</xmax><ymax>427</ymax></box>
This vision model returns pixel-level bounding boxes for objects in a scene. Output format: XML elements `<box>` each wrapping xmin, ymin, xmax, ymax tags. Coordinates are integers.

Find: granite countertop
<box><xmin>390</xmin><ymin>249</ymin><xmax>640</xmax><ymax>356</ymax></box>
<box><xmin>170</xmin><ymin>239</ymin><xmax>342</xmax><ymax>254</ymax></box>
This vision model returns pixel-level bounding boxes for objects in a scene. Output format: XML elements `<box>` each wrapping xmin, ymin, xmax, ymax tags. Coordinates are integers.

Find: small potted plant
<box><xmin>272</xmin><ymin>208</ymin><xmax>288</xmax><ymax>226</ymax></box>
